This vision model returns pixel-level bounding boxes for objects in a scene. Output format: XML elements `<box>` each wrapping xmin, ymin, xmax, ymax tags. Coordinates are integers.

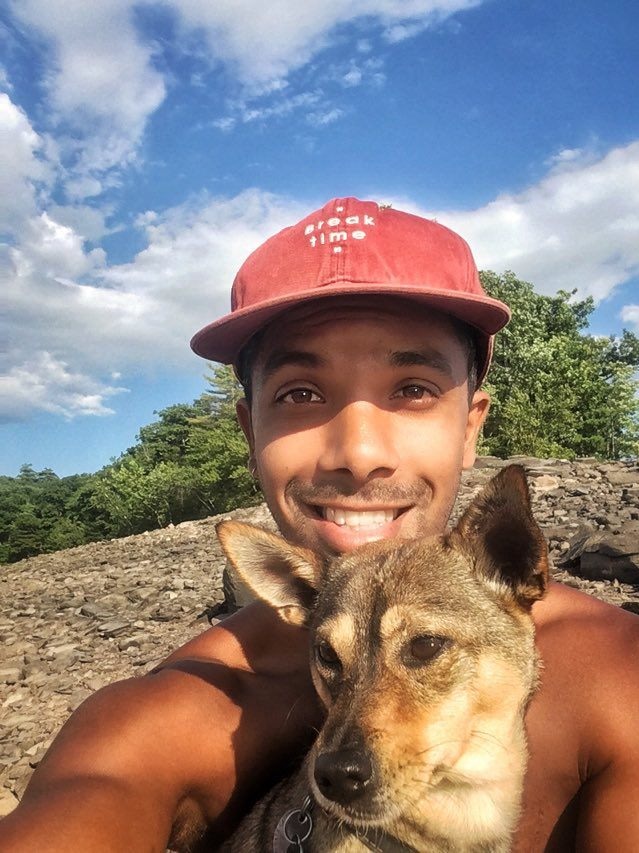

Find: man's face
<box><xmin>237</xmin><ymin>298</ymin><xmax>490</xmax><ymax>556</ymax></box>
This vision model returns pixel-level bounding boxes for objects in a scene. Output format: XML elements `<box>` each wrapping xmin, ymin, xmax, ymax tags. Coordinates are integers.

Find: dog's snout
<box><xmin>314</xmin><ymin>748</ymin><xmax>373</xmax><ymax>804</ymax></box>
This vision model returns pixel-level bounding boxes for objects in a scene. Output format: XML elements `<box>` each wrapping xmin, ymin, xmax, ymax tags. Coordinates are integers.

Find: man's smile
<box><xmin>316</xmin><ymin>505</ymin><xmax>405</xmax><ymax>529</ymax></box>
<box><xmin>297</xmin><ymin>501</ymin><xmax>415</xmax><ymax>552</ymax></box>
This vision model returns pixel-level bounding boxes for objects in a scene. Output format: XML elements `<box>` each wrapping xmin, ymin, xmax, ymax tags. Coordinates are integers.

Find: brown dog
<box><xmin>216</xmin><ymin>465</ymin><xmax>548</xmax><ymax>852</ymax></box>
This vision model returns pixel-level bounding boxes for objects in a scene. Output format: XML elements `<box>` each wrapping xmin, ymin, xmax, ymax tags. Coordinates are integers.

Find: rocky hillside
<box><xmin>1</xmin><ymin>456</ymin><xmax>638</xmax><ymax>818</ymax></box>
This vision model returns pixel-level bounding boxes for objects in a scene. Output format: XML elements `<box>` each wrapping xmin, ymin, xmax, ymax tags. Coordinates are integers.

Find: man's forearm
<box><xmin>0</xmin><ymin>775</ymin><xmax>172</xmax><ymax>852</ymax></box>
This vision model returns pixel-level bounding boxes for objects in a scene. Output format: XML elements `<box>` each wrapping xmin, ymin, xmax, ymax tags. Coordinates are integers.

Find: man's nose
<box><xmin>318</xmin><ymin>402</ymin><xmax>400</xmax><ymax>483</ymax></box>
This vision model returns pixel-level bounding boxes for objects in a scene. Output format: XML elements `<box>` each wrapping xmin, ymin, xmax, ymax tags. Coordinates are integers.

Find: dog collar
<box><xmin>273</xmin><ymin>795</ymin><xmax>418</xmax><ymax>853</ymax></box>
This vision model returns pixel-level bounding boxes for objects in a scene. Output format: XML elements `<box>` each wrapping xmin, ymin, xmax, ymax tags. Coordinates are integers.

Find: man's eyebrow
<box><xmin>261</xmin><ymin>349</ymin><xmax>327</xmax><ymax>380</ymax></box>
<box><xmin>389</xmin><ymin>349</ymin><xmax>455</xmax><ymax>379</ymax></box>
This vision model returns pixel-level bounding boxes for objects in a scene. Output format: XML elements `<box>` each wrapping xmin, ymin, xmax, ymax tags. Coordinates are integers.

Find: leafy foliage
<box><xmin>2</xmin><ymin>275</ymin><xmax>638</xmax><ymax>563</ymax></box>
<box><xmin>0</xmin><ymin>466</ymin><xmax>93</xmax><ymax>563</ymax></box>
<box><xmin>480</xmin><ymin>272</ymin><xmax>639</xmax><ymax>459</ymax></box>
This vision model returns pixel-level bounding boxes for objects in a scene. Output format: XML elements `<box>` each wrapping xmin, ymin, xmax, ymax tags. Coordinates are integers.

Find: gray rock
<box><xmin>80</xmin><ymin>603</ymin><xmax>109</xmax><ymax>618</ymax></box>
<box><xmin>579</xmin><ymin>532</ymin><xmax>639</xmax><ymax>583</ymax></box>
<box><xmin>606</xmin><ymin>470</ymin><xmax>639</xmax><ymax>486</ymax></box>
<box><xmin>558</xmin><ymin>527</ymin><xmax>598</xmax><ymax>566</ymax></box>
<box><xmin>530</xmin><ymin>474</ymin><xmax>562</xmax><ymax>491</ymax></box>
<box><xmin>0</xmin><ymin>787</ymin><xmax>19</xmax><ymax>818</ymax></box>
<box><xmin>97</xmin><ymin>593</ymin><xmax>132</xmax><ymax>610</ymax></box>
<box><xmin>96</xmin><ymin>620</ymin><xmax>131</xmax><ymax>637</ymax></box>
<box><xmin>0</xmin><ymin>666</ymin><xmax>23</xmax><ymax>685</ymax></box>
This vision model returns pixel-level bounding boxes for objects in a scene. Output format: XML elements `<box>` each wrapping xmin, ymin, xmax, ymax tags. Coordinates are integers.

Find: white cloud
<box><xmin>212</xmin><ymin>56</ymin><xmax>384</xmax><ymax>133</ymax></box>
<box><xmin>239</xmin><ymin>91</ymin><xmax>322</xmax><ymax>123</ymax></box>
<box><xmin>6</xmin><ymin>0</ymin><xmax>482</xmax><ymax>197</ymax></box>
<box><xmin>422</xmin><ymin>141</ymin><xmax>639</xmax><ymax>302</ymax></box>
<box><xmin>0</xmin><ymin>65</ymin><xmax>12</xmax><ymax>91</ymax></box>
<box><xmin>0</xmin><ymin>93</ymin><xmax>52</xmax><ymax>232</ymax></box>
<box><xmin>168</xmin><ymin>0</ymin><xmax>479</xmax><ymax>86</ymax></box>
<box><xmin>341</xmin><ymin>66</ymin><xmax>364</xmax><ymax>87</ymax></box>
<box><xmin>63</xmin><ymin>175</ymin><xmax>106</xmax><ymax>202</ymax></box>
<box><xmin>213</xmin><ymin>89</ymin><xmax>338</xmax><ymax>131</ymax></box>
<box><xmin>382</xmin><ymin>0</ymin><xmax>479</xmax><ymax>42</ymax></box>
<box><xmin>46</xmin><ymin>203</ymin><xmax>114</xmax><ymax>242</ymax></box>
<box><xmin>212</xmin><ymin>116</ymin><xmax>237</xmax><ymax>133</ymax></box>
<box><xmin>621</xmin><ymin>304</ymin><xmax>639</xmax><ymax>332</ymax></box>
<box><xmin>100</xmin><ymin>189</ymin><xmax>308</xmax><ymax>347</ymax></box>
<box><xmin>0</xmin><ymin>353</ymin><xmax>127</xmax><ymax>422</ymax></box>
<box><xmin>384</xmin><ymin>20</ymin><xmax>431</xmax><ymax>43</ymax></box>
<box><xmin>306</xmin><ymin>107</ymin><xmax>345</xmax><ymax>127</ymax></box>
<box><xmin>9</xmin><ymin>0</ymin><xmax>166</xmax><ymax>190</ymax></box>
<box><xmin>545</xmin><ymin>146</ymin><xmax>587</xmax><ymax>170</ymax></box>
<box><xmin>12</xmin><ymin>212</ymin><xmax>106</xmax><ymax>280</ymax></box>
<box><xmin>1</xmin><ymin>188</ymin><xmax>307</xmax><ymax>422</ymax></box>
<box><xmin>328</xmin><ymin>57</ymin><xmax>386</xmax><ymax>89</ymax></box>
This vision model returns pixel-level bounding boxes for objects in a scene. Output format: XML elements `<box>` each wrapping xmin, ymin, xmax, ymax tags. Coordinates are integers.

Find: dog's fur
<box><xmin>216</xmin><ymin>466</ymin><xmax>548</xmax><ymax>852</ymax></box>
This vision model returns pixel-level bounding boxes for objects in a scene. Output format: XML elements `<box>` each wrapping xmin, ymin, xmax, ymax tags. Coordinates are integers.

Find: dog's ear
<box><xmin>450</xmin><ymin>465</ymin><xmax>549</xmax><ymax>609</ymax></box>
<box><xmin>216</xmin><ymin>521</ymin><xmax>324</xmax><ymax>625</ymax></box>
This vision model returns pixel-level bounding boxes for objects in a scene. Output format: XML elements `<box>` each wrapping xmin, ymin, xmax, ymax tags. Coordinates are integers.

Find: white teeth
<box><xmin>323</xmin><ymin>507</ymin><xmax>396</xmax><ymax>528</ymax></box>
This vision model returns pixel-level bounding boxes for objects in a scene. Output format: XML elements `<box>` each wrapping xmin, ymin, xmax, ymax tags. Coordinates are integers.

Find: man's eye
<box><xmin>277</xmin><ymin>388</ymin><xmax>323</xmax><ymax>404</ymax></box>
<box><xmin>394</xmin><ymin>384</ymin><xmax>433</xmax><ymax>400</ymax></box>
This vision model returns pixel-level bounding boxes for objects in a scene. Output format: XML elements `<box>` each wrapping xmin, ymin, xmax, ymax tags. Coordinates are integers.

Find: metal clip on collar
<box><xmin>273</xmin><ymin>795</ymin><xmax>314</xmax><ymax>853</ymax></box>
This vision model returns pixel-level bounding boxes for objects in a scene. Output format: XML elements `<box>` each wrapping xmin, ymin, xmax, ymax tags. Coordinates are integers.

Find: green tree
<box><xmin>0</xmin><ymin>468</ymin><xmax>99</xmax><ymax>563</ymax></box>
<box><xmin>185</xmin><ymin>364</ymin><xmax>260</xmax><ymax>514</ymax></box>
<box><xmin>88</xmin><ymin>457</ymin><xmax>195</xmax><ymax>535</ymax></box>
<box><xmin>130</xmin><ymin>402</ymin><xmax>204</xmax><ymax>467</ymax></box>
<box><xmin>199</xmin><ymin>363</ymin><xmax>244</xmax><ymax>417</ymax></box>
<box><xmin>7</xmin><ymin>503</ymin><xmax>46</xmax><ymax>561</ymax></box>
<box><xmin>46</xmin><ymin>517</ymin><xmax>87</xmax><ymax>552</ymax></box>
<box><xmin>480</xmin><ymin>271</ymin><xmax>639</xmax><ymax>459</ymax></box>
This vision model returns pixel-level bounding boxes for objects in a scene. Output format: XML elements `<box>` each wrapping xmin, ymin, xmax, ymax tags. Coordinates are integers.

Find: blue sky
<box><xmin>1</xmin><ymin>0</ymin><xmax>638</xmax><ymax>477</ymax></box>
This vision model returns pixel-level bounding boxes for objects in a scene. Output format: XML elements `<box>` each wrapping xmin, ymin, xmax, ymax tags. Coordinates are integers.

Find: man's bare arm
<box><xmin>0</xmin><ymin>604</ymin><xmax>318</xmax><ymax>852</ymax></box>
<box><xmin>0</xmin><ymin>670</ymin><xmax>241</xmax><ymax>851</ymax></box>
<box><xmin>574</xmin><ymin>611</ymin><xmax>639</xmax><ymax>852</ymax></box>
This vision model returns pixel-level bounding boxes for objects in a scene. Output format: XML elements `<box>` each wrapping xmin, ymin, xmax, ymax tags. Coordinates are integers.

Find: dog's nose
<box><xmin>314</xmin><ymin>748</ymin><xmax>373</xmax><ymax>804</ymax></box>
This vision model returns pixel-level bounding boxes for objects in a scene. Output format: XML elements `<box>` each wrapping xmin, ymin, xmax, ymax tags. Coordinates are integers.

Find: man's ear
<box><xmin>462</xmin><ymin>390</ymin><xmax>490</xmax><ymax>469</ymax></box>
<box><xmin>236</xmin><ymin>398</ymin><xmax>255</xmax><ymax>456</ymax></box>
<box><xmin>216</xmin><ymin>521</ymin><xmax>324</xmax><ymax>626</ymax></box>
<box><xmin>449</xmin><ymin>465</ymin><xmax>549</xmax><ymax>609</ymax></box>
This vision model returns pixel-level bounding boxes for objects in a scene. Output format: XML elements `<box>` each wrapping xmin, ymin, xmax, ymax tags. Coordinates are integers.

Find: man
<box><xmin>1</xmin><ymin>198</ymin><xmax>638</xmax><ymax>852</ymax></box>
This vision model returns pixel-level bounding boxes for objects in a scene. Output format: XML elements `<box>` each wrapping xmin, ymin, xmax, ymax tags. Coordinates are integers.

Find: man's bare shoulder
<box><xmin>158</xmin><ymin>599</ymin><xmax>310</xmax><ymax>676</ymax></box>
<box><xmin>535</xmin><ymin>579</ymin><xmax>639</xmax><ymax>655</ymax></box>
<box><xmin>534</xmin><ymin>580</ymin><xmax>639</xmax><ymax>760</ymax></box>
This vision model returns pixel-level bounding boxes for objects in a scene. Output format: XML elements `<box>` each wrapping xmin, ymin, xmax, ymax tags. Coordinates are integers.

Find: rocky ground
<box><xmin>1</xmin><ymin>457</ymin><xmax>638</xmax><ymax>819</ymax></box>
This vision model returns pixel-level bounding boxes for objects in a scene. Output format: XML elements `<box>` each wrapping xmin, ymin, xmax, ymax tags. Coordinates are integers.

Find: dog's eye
<box><xmin>316</xmin><ymin>640</ymin><xmax>340</xmax><ymax>668</ymax></box>
<box><xmin>409</xmin><ymin>635</ymin><xmax>447</xmax><ymax>663</ymax></box>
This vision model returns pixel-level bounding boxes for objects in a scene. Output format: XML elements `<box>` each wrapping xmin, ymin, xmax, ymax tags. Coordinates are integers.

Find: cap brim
<box><xmin>190</xmin><ymin>282</ymin><xmax>509</xmax><ymax>385</ymax></box>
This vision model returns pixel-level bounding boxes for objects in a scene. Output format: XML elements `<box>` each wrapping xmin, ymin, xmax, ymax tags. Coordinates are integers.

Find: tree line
<box><xmin>2</xmin><ymin>271</ymin><xmax>638</xmax><ymax>563</ymax></box>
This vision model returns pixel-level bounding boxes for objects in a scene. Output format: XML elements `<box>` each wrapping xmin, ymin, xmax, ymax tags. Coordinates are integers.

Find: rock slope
<box><xmin>1</xmin><ymin>457</ymin><xmax>638</xmax><ymax>817</ymax></box>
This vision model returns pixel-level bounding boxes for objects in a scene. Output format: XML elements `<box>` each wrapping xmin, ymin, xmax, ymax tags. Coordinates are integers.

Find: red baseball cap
<box><xmin>190</xmin><ymin>197</ymin><xmax>510</xmax><ymax>384</ymax></box>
